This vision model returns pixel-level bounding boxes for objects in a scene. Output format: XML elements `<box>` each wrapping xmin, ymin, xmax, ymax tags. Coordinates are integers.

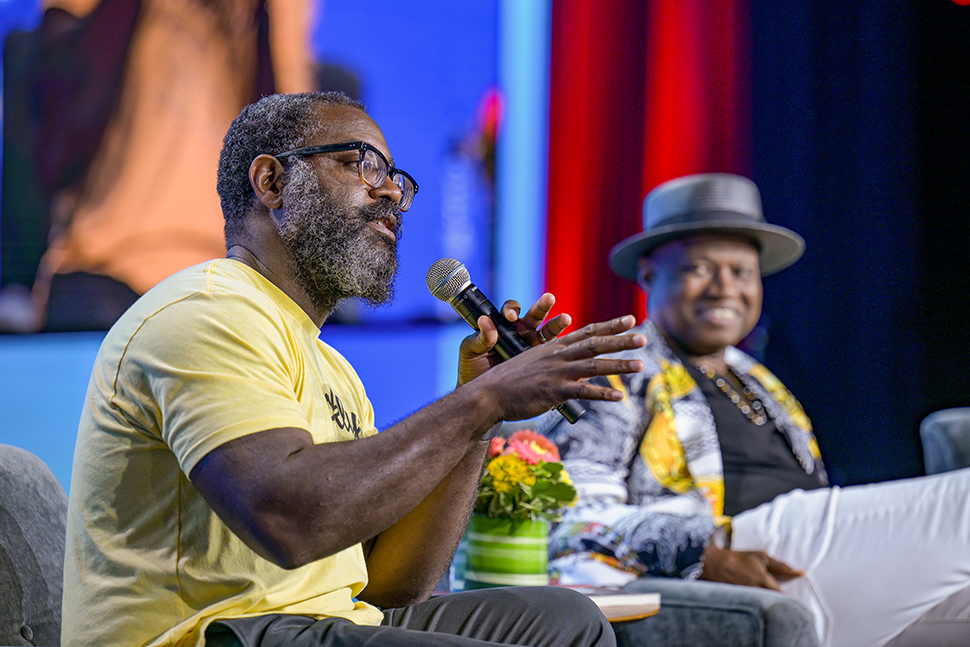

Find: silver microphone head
<box><xmin>427</xmin><ymin>258</ymin><xmax>471</xmax><ymax>301</ymax></box>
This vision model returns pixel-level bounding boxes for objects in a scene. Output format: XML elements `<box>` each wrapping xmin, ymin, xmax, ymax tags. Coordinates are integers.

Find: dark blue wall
<box><xmin>752</xmin><ymin>1</ymin><xmax>970</xmax><ymax>485</ymax></box>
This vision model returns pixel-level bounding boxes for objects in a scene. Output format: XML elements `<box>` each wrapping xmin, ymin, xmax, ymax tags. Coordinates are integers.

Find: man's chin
<box><xmin>694</xmin><ymin>319</ymin><xmax>754</xmax><ymax>344</ymax></box>
<box><xmin>671</xmin><ymin>329</ymin><xmax>747</xmax><ymax>356</ymax></box>
<box><xmin>363</xmin><ymin>279</ymin><xmax>395</xmax><ymax>305</ymax></box>
<box><xmin>339</xmin><ymin>270</ymin><xmax>398</xmax><ymax>309</ymax></box>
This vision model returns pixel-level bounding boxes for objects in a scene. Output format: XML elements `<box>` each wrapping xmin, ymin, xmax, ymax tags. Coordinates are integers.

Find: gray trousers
<box><xmin>205</xmin><ymin>586</ymin><xmax>616</xmax><ymax>647</ymax></box>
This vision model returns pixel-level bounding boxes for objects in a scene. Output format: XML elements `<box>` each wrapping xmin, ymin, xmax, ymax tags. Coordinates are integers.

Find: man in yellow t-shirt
<box><xmin>62</xmin><ymin>91</ymin><xmax>648</xmax><ymax>647</ymax></box>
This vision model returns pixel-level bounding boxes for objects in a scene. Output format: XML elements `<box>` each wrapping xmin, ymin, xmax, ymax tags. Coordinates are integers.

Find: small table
<box><xmin>556</xmin><ymin>585</ymin><xmax>661</xmax><ymax>623</ymax></box>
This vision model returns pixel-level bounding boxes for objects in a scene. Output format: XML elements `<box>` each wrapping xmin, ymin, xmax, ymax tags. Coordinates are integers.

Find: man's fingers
<box><xmin>766</xmin><ymin>556</ymin><xmax>804</xmax><ymax>581</ymax></box>
<box><xmin>557</xmin><ymin>315</ymin><xmax>639</xmax><ymax>344</ymax></box>
<box><xmin>745</xmin><ymin>553</ymin><xmax>784</xmax><ymax>591</ymax></box>
<box><xmin>554</xmin><ymin>331</ymin><xmax>647</xmax><ymax>362</ymax></box>
<box><xmin>513</xmin><ymin>293</ymin><xmax>555</xmax><ymax>328</ymax></box>
<box><xmin>758</xmin><ymin>574</ymin><xmax>784</xmax><ymax>592</ymax></box>
<box><xmin>567</xmin><ymin>382</ymin><xmax>626</xmax><ymax>403</ymax></box>
<box><xmin>507</xmin><ymin>294</ymin><xmax>568</xmax><ymax>346</ymax></box>
<box><xmin>537</xmin><ymin>359</ymin><xmax>642</xmax><ymax>404</ymax></box>
<box><xmin>567</xmin><ymin>358</ymin><xmax>644</xmax><ymax>382</ymax></box>
<box><xmin>539</xmin><ymin>313</ymin><xmax>571</xmax><ymax>340</ymax></box>
<box><xmin>459</xmin><ymin>315</ymin><xmax>498</xmax><ymax>355</ymax></box>
<box><xmin>500</xmin><ymin>300</ymin><xmax>523</xmax><ymax>323</ymax></box>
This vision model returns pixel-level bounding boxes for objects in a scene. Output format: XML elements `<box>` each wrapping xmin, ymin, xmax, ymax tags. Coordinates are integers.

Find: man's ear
<box><xmin>636</xmin><ymin>256</ymin><xmax>655</xmax><ymax>293</ymax></box>
<box><xmin>249</xmin><ymin>154</ymin><xmax>286</xmax><ymax>211</ymax></box>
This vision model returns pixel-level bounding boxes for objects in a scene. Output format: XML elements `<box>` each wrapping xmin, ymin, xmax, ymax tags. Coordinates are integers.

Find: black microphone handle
<box><xmin>451</xmin><ymin>285</ymin><xmax>586</xmax><ymax>424</ymax></box>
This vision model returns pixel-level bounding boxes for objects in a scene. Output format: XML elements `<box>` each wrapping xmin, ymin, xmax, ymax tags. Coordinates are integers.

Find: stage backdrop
<box><xmin>3</xmin><ymin>1</ymin><xmax>970</xmax><ymax>490</ymax></box>
<box><xmin>0</xmin><ymin>0</ymin><xmax>506</xmax><ymax>491</ymax></box>
<box><xmin>542</xmin><ymin>0</ymin><xmax>970</xmax><ymax>486</ymax></box>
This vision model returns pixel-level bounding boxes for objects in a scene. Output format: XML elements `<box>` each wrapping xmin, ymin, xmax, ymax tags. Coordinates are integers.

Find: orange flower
<box><xmin>488</xmin><ymin>436</ymin><xmax>507</xmax><ymax>458</ymax></box>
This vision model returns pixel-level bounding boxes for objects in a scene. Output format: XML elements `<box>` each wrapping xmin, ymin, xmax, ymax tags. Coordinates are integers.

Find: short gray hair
<box><xmin>217</xmin><ymin>91</ymin><xmax>365</xmax><ymax>241</ymax></box>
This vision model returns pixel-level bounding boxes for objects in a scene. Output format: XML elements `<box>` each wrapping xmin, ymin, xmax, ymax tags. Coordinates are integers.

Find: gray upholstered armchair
<box><xmin>0</xmin><ymin>444</ymin><xmax>68</xmax><ymax>647</ymax></box>
<box><xmin>614</xmin><ymin>578</ymin><xmax>818</xmax><ymax>647</ymax></box>
<box><xmin>920</xmin><ymin>407</ymin><xmax>970</xmax><ymax>475</ymax></box>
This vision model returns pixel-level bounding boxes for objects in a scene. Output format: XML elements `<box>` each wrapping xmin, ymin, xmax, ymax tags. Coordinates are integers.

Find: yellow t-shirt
<box><xmin>62</xmin><ymin>259</ymin><xmax>383</xmax><ymax>647</ymax></box>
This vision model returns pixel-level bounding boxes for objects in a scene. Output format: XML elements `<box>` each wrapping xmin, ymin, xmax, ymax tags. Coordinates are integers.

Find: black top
<box><xmin>682</xmin><ymin>359</ymin><xmax>826</xmax><ymax>517</ymax></box>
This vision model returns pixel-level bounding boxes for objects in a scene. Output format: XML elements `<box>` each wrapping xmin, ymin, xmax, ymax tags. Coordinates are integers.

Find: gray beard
<box><xmin>277</xmin><ymin>160</ymin><xmax>401</xmax><ymax>313</ymax></box>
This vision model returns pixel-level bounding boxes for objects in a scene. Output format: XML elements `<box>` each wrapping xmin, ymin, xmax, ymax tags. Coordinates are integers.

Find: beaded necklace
<box><xmin>695</xmin><ymin>364</ymin><xmax>768</xmax><ymax>426</ymax></box>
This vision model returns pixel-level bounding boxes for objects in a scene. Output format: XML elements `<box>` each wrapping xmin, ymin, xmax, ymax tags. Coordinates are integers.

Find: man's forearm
<box><xmin>359</xmin><ymin>440</ymin><xmax>488</xmax><ymax>608</ymax></box>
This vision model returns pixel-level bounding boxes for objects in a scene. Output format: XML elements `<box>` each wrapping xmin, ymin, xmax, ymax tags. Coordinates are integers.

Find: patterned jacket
<box><xmin>536</xmin><ymin>320</ymin><xmax>825</xmax><ymax>580</ymax></box>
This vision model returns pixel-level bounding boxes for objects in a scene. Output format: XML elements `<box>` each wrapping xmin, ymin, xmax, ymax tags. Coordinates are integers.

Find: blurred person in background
<box><xmin>1</xmin><ymin>0</ymin><xmax>324</xmax><ymax>332</ymax></box>
<box><xmin>539</xmin><ymin>173</ymin><xmax>970</xmax><ymax>647</ymax></box>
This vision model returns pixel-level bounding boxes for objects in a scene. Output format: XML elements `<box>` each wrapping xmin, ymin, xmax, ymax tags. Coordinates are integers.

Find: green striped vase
<box><xmin>463</xmin><ymin>514</ymin><xmax>549</xmax><ymax>589</ymax></box>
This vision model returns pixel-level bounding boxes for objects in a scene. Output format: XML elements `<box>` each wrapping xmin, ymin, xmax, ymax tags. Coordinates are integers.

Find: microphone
<box><xmin>427</xmin><ymin>258</ymin><xmax>585</xmax><ymax>424</ymax></box>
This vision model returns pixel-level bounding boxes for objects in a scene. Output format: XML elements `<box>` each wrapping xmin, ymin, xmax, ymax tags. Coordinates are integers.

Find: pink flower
<box><xmin>505</xmin><ymin>429</ymin><xmax>560</xmax><ymax>464</ymax></box>
<box><xmin>488</xmin><ymin>436</ymin><xmax>507</xmax><ymax>458</ymax></box>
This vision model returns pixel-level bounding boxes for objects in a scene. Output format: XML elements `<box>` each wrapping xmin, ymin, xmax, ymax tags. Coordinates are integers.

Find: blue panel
<box><xmin>0</xmin><ymin>332</ymin><xmax>105</xmax><ymax>492</ymax></box>
<box><xmin>0</xmin><ymin>0</ymin><xmax>43</xmax><ymax>275</ymax></box>
<box><xmin>313</xmin><ymin>1</ymin><xmax>499</xmax><ymax>324</ymax></box>
<box><xmin>319</xmin><ymin>324</ymin><xmax>455</xmax><ymax>430</ymax></box>
<box><xmin>0</xmin><ymin>0</ymin><xmax>40</xmax><ymax>40</ymax></box>
<box><xmin>496</xmin><ymin>0</ymin><xmax>551</xmax><ymax>307</ymax></box>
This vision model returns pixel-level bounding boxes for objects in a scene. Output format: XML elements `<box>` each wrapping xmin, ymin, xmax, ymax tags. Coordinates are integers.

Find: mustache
<box><xmin>359</xmin><ymin>199</ymin><xmax>404</xmax><ymax>240</ymax></box>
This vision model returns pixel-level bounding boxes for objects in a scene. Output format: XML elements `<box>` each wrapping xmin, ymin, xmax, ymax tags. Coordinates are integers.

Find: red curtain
<box><xmin>545</xmin><ymin>0</ymin><xmax>752</xmax><ymax>328</ymax></box>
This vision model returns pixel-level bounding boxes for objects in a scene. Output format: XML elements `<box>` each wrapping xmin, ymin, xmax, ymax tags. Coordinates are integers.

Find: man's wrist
<box><xmin>482</xmin><ymin>421</ymin><xmax>504</xmax><ymax>440</ymax></box>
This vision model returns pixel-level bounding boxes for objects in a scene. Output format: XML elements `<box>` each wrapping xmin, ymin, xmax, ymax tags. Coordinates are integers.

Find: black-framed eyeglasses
<box><xmin>274</xmin><ymin>141</ymin><xmax>419</xmax><ymax>212</ymax></box>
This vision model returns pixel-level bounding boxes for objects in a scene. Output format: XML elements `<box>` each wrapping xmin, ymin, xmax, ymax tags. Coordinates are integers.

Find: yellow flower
<box><xmin>487</xmin><ymin>455</ymin><xmax>536</xmax><ymax>493</ymax></box>
<box><xmin>560</xmin><ymin>467</ymin><xmax>578</xmax><ymax>506</ymax></box>
<box><xmin>560</xmin><ymin>468</ymin><xmax>573</xmax><ymax>486</ymax></box>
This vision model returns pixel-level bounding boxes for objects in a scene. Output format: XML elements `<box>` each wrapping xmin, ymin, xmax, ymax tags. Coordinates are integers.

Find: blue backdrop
<box><xmin>0</xmin><ymin>0</ymin><xmax>504</xmax><ymax>491</ymax></box>
<box><xmin>311</xmin><ymin>1</ymin><xmax>499</xmax><ymax>325</ymax></box>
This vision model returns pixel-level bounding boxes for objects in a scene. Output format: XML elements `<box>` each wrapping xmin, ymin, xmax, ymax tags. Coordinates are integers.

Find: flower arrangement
<box><xmin>475</xmin><ymin>429</ymin><xmax>577</xmax><ymax>524</ymax></box>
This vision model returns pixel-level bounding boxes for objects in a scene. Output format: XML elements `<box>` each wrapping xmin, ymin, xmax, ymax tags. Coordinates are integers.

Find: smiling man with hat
<box><xmin>538</xmin><ymin>173</ymin><xmax>970</xmax><ymax>647</ymax></box>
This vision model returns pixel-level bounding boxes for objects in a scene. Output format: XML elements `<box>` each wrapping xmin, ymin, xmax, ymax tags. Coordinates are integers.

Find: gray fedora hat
<box><xmin>609</xmin><ymin>173</ymin><xmax>805</xmax><ymax>281</ymax></box>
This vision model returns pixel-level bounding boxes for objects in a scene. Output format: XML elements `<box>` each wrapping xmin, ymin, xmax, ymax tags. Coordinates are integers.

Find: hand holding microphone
<box><xmin>427</xmin><ymin>258</ymin><xmax>645</xmax><ymax>424</ymax></box>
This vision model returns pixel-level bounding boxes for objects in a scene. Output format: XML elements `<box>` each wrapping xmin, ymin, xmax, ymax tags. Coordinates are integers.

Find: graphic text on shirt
<box><xmin>325</xmin><ymin>388</ymin><xmax>363</xmax><ymax>438</ymax></box>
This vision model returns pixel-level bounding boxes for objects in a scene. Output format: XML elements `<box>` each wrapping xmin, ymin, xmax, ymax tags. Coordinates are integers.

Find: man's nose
<box><xmin>369</xmin><ymin>175</ymin><xmax>403</xmax><ymax>207</ymax></box>
<box><xmin>708</xmin><ymin>267</ymin><xmax>741</xmax><ymax>296</ymax></box>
